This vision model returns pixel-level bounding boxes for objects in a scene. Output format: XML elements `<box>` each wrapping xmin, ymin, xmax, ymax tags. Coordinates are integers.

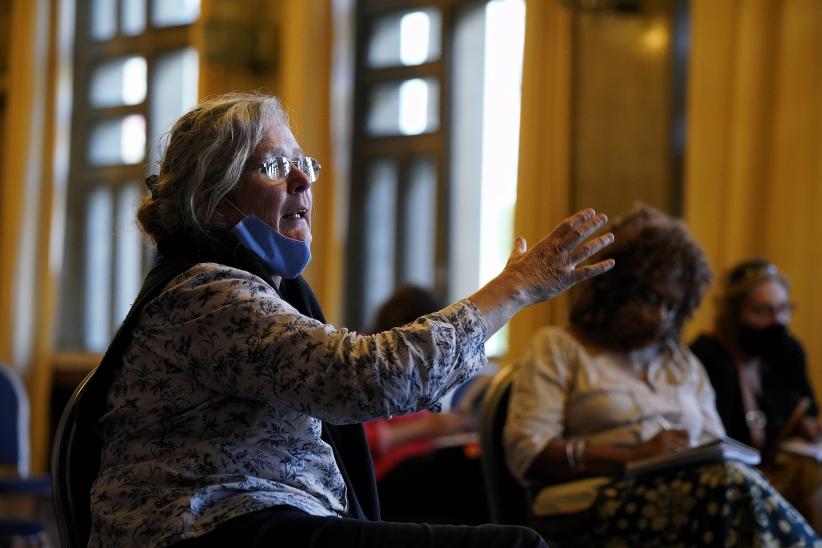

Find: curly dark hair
<box><xmin>569</xmin><ymin>204</ymin><xmax>712</xmax><ymax>346</ymax></box>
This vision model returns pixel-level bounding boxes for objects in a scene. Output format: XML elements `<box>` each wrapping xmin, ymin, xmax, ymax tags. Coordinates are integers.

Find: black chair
<box><xmin>480</xmin><ymin>366</ymin><xmax>601</xmax><ymax>545</ymax></box>
<box><xmin>478</xmin><ymin>365</ymin><xmax>529</xmax><ymax>525</ymax></box>
<box><xmin>51</xmin><ymin>370</ymin><xmax>100</xmax><ymax>548</ymax></box>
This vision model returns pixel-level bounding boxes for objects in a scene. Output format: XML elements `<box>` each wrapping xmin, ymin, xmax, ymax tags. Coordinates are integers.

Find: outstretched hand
<box><xmin>502</xmin><ymin>208</ymin><xmax>615</xmax><ymax>307</ymax></box>
<box><xmin>468</xmin><ymin>208</ymin><xmax>615</xmax><ymax>338</ymax></box>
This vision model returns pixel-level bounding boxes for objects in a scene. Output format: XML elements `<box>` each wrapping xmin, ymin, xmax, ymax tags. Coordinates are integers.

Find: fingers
<box><xmin>568</xmin><ymin>232</ymin><xmax>614</xmax><ymax>265</ymax></box>
<box><xmin>548</xmin><ymin>209</ymin><xmax>597</xmax><ymax>242</ymax></box>
<box><xmin>506</xmin><ymin>237</ymin><xmax>528</xmax><ymax>267</ymax></box>
<box><xmin>568</xmin><ymin>258</ymin><xmax>615</xmax><ymax>285</ymax></box>
<box><xmin>557</xmin><ymin>212</ymin><xmax>610</xmax><ymax>250</ymax></box>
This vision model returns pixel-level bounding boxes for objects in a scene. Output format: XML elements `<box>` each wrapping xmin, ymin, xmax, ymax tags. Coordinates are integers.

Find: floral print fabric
<box><xmin>88</xmin><ymin>263</ymin><xmax>488</xmax><ymax>547</ymax></box>
<box><xmin>572</xmin><ymin>462</ymin><xmax>822</xmax><ymax>547</ymax></box>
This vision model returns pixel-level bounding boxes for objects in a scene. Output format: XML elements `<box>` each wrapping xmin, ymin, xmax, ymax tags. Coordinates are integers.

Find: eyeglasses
<box><xmin>245</xmin><ymin>156</ymin><xmax>321</xmax><ymax>183</ymax></box>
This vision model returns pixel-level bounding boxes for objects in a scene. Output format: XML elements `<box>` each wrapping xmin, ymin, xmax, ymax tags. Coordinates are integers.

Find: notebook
<box><xmin>624</xmin><ymin>437</ymin><xmax>760</xmax><ymax>476</ymax></box>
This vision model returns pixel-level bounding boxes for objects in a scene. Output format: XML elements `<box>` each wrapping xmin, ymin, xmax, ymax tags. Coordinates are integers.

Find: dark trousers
<box><xmin>172</xmin><ymin>506</ymin><xmax>548</xmax><ymax>548</ymax></box>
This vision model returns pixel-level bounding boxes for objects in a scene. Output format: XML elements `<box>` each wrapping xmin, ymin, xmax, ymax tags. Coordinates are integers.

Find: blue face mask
<box><xmin>226</xmin><ymin>200</ymin><xmax>311</xmax><ymax>279</ymax></box>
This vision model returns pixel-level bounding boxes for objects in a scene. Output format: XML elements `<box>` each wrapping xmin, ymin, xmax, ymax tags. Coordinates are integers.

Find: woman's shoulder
<box><xmin>531</xmin><ymin>325</ymin><xmax>583</xmax><ymax>351</ymax></box>
<box><xmin>524</xmin><ymin>326</ymin><xmax>589</xmax><ymax>369</ymax></box>
<box><xmin>689</xmin><ymin>333</ymin><xmax>724</xmax><ymax>353</ymax></box>
<box><xmin>139</xmin><ymin>262</ymin><xmax>298</xmax><ymax>329</ymax></box>
<box><xmin>688</xmin><ymin>333</ymin><xmax>733</xmax><ymax>369</ymax></box>
<box><xmin>668</xmin><ymin>340</ymin><xmax>711</xmax><ymax>375</ymax></box>
<box><xmin>147</xmin><ymin>262</ymin><xmax>283</xmax><ymax>318</ymax></box>
<box><xmin>170</xmin><ymin>262</ymin><xmax>275</xmax><ymax>292</ymax></box>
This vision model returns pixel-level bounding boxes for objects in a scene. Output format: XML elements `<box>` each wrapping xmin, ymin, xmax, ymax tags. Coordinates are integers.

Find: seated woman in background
<box><xmin>691</xmin><ymin>259</ymin><xmax>822</xmax><ymax>530</ymax></box>
<box><xmin>504</xmin><ymin>205</ymin><xmax>820</xmax><ymax>546</ymax></box>
<box><xmin>364</xmin><ymin>285</ymin><xmax>489</xmax><ymax>525</ymax></box>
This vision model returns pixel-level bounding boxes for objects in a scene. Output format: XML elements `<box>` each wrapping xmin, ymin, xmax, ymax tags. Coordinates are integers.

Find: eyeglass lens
<box><xmin>264</xmin><ymin>157</ymin><xmax>321</xmax><ymax>183</ymax></box>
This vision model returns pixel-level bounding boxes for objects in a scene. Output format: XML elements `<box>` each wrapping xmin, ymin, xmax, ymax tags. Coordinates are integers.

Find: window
<box><xmin>347</xmin><ymin>0</ymin><xmax>525</xmax><ymax>355</ymax></box>
<box><xmin>57</xmin><ymin>0</ymin><xmax>199</xmax><ymax>352</ymax></box>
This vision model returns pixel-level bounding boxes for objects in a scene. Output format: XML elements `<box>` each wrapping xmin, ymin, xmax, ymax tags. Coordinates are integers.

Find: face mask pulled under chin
<box><xmin>231</xmin><ymin>213</ymin><xmax>311</xmax><ymax>279</ymax></box>
<box><xmin>737</xmin><ymin>323</ymin><xmax>790</xmax><ymax>358</ymax></box>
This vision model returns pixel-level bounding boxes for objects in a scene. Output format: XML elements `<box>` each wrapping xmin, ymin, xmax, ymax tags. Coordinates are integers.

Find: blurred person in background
<box><xmin>691</xmin><ymin>259</ymin><xmax>822</xmax><ymax>530</ymax></box>
<box><xmin>505</xmin><ymin>205</ymin><xmax>820</xmax><ymax>546</ymax></box>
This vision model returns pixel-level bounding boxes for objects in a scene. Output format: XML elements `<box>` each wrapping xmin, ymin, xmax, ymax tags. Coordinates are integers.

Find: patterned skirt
<box><xmin>547</xmin><ymin>461</ymin><xmax>821</xmax><ymax>547</ymax></box>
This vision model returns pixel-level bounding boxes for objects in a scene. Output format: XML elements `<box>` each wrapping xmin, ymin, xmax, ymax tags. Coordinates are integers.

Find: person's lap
<box><xmin>551</xmin><ymin>461</ymin><xmax>820</xmax><ymax>547</ymax></box>
<box><xmin>172</xmin><ymin>505</ymin><xmax>547</xmax><ymax>548</ymax></box>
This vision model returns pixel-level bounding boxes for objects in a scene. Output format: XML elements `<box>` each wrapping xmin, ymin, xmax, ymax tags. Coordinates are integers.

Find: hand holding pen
<box><xmin>629</xmin><ymin>415</ymin><xmax>690</xmax><ymax>461</ymax></box>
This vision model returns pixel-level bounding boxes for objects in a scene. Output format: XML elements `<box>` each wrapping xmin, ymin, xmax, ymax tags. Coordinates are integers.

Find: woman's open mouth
<box><xmin>282</xmin><ymin>208</ymin><xmax>308</xmax><ymax>221</ymax></box>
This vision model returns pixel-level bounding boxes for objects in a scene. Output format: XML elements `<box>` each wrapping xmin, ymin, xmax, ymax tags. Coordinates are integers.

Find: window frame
<box><xmin>58</xmin><ymin>0</ymin><xmax>197</xmax><ymax>353</ymax></box>
<box><xmin>346</xmin><ymin>0</ymin><xmax>486</xmax><ymax>330</ymax></box>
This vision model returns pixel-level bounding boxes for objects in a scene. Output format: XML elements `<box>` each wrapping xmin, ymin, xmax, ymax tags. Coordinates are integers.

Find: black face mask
<box><xmin>737</xmin><ymin>323</ymin><xmax>790</xmax><ymax>358</ymax></box>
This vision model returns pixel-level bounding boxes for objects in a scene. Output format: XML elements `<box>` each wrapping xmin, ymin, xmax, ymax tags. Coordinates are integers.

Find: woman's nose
<box><xmin>286</xmin><ymin>163</ymin><xmax>311</xmax><ymax>194</ymax></box>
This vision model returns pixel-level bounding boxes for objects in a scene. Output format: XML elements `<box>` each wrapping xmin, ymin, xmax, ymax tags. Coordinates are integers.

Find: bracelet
<box><xmin>573</xmin><ymin>439</ymin><xmax>587</xmax><ymax>472</ymax></box>
<box><xmin>565</xmin><ymin>438</ymin><xmax>578</xmax><ymax>471</ymax></box>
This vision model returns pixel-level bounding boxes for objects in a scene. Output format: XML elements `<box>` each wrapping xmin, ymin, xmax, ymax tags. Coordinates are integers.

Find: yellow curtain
<box><xmin>278</xmin><ymin>0</ymin><xmax>343</xmax><ymax>325</ymax></box>
<box><xmin>507</xmin><ymin>0</ymin><xmax>574</xmax><ymax>361</ymax></box>
<box><xmin>0</xmin><ymin>0</ymin><xmax>62</xmax><ymax>473</ymax></box>
<box><xmin>684</xmin><ymin>0</ymin><xmax>822</xmax><ymax>391</ymax></box>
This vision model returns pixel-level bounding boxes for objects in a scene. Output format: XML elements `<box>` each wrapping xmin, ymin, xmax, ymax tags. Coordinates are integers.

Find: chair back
<box><xmin>51</xmin><ymin>370</ymin><xmax>100</xmax><ymax>548</ymax></box>
<box><xmin>479</xmin><ymin>365</ymin><xmax>529</xmax><ymax>524</ymax></box>
<box><xmin>0</xmin><ymin>364</ymin><xmax>31</xmax><ymax>477</ymax></box>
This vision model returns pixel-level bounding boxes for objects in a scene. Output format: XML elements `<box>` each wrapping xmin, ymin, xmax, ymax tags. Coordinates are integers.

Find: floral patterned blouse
<box><xmin>88</xmin><ymin>263</ymin><xmax>488</xmax><ymax>547</ymax></box>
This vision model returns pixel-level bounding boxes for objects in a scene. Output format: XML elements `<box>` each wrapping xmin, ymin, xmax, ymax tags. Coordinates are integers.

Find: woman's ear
<box><xmin>210</xmin><ymin>200</ymin><xmax>235</xmax><ymax>226</ymax></box>
<box><xmin>211</xmin><ymin>204</ymin><xmax>227</xmax><ymax>224</ymax></box>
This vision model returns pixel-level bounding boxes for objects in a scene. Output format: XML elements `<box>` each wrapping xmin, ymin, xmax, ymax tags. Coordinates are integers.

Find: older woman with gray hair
<box><xmin>83</xmin><ymin>91</ymin><xmax>615</xmax><ymax>547</ymax></box>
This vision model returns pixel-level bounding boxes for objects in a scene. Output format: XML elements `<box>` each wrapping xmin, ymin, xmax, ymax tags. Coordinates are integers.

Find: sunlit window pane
<box><xmin>367</xmin><ymin>78</ymin><xmax>439</xmax><ymax>136</ymax></box>
<box><xmin>90</xmin><ymin>0</ymin><xmax>117</xmax><ymax>40</ymax></box>
<box><xmin>90</xmin><ymin>56</ymin><xmax>147</xmax><ymax>108</ymax></box>
<box><xmin>448</xmin><ymin>0</ymin><xmax>525</xmax><ymax>357</ymax></box>
<box><xmin>399</xmin><ymin>79</ymin><xmax>429</xmax><ymax>135</ymax></box>
<box><xmin>481</xmin><ymin>0</ymin><xmax>525</xmax><ymax>356</ymax></box>
<box><xmin>400</xmin><ymin>12</ymin><xmax>431</xmax><ymax>65</ymax></box>
<box><xmin>114</xmin><ymin>183</ymin><xmax>144</xmax><ymax>327</ymax></box>
<box><xmin>149</xmin><ymin>48</ymin><xmax>199</xmax><ymax>166</ymax></box>
<box><xmin>88</xmin><ymin>115</ymin><xmax>146</xmax><ymax>165</ymax></box>
<box><xmin>85</xmin><ymin>187</ymin><xmax>112</xmax><ymax>352</ymax></box>
<box><xmin>480</xmin><ymin>0</ymin><xmax>525</xmax><ymax>280</ymax></box>
<box><xmin>152</xmin><ymin>0</ymin><xmax>200</xmax><ymax>27</ymax></box>
<box><xmin>364</xmin><ymin>161</ymin><xmax>398</xmax><ymax>328</ymax></box>
<box><xmin>121</xmin><ymin>115</ymin><xmax>146</xmax><ymax>163</ymax></box>
<box><xmin>121</xmin><ymin>0</ymin><xmax>146</xmax><ymax>35</ymax></box>
<box><xmin>368</xmin><ymin>9</ymin><xmax>441</xmax><ymax>68</ymax></box>
<box><xmin>401</xmin><ymin>158</ymin><xmax>436</xmax><ymax>287</ymax></box>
